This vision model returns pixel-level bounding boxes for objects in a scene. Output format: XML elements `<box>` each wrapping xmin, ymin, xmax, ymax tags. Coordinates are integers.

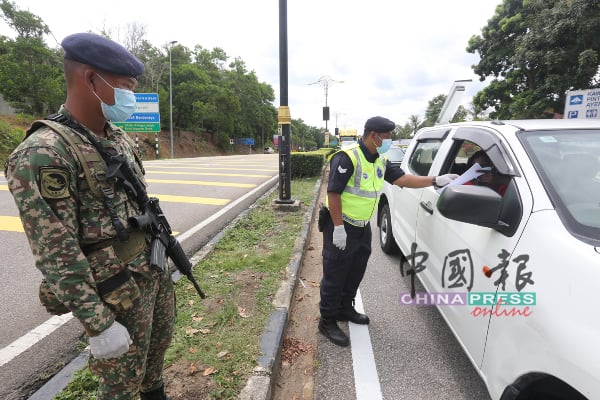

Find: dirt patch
<box><xmin>164</xmin><ymin>360</ymin><xmax>219</xmax><ymax>399</ymax></box>
<box><xmin>130</xmin><ymin>129</ymin><xmax>227</xmax><ymax>160</ymax></box>
<box><xmin>271</xmin><ymin>175</ymin><xmax>327</xmax><ymax>399</ymax></box>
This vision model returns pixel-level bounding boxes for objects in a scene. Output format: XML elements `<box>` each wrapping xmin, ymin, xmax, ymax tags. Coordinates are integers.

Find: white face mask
<box><xmin>92</xmin><ymin>73</ymin><xmax>137</xmax><ymax>121</ymax></box>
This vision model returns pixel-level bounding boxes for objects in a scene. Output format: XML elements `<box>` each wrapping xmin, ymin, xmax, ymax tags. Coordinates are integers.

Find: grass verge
<box><xmin>54</xmin><ymin>176</ymin><xmax>319</xmax><ymax>400</ymax></box>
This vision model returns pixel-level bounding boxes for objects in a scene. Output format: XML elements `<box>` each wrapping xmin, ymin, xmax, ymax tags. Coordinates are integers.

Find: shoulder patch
<box><xmin>40</xmin><ymin>167</ymin><xmax>70</xmax><ymax>199</ymax></box>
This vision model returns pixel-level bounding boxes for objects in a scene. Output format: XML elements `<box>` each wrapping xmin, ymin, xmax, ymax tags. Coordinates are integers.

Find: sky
<box><xmin>1</xmin><ymin>0</ymin><xmax>501</xmax><ymax>133</ymax></box>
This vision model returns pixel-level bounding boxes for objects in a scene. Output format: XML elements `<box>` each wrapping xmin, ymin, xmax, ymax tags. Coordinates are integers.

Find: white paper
<box><xmin>436</xmin><ymin>162</ymin><xmax>486</xmax><ymax>194</ymax></box>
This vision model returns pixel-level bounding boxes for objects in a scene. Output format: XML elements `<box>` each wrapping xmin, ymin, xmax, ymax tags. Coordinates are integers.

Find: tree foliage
<box><xmin>467</xmin><ymin>0</ymin><xmax>600</xmax><ymax>119</ymax></box>
<box><xmin>0</xmin><ymin>0</ymin><xmax>64</xmax><ymax>115</ymax></box>
<box><xmin>0</xmin><ymin>1</ymin><xmax>301</xmax><ymax>150</ymax></box>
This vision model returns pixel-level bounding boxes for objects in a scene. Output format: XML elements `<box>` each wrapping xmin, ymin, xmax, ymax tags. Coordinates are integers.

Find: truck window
<box><xmin>408</xmin><ymin>140</ymin><xmax>442</xmax><ymax>176</ymax></box>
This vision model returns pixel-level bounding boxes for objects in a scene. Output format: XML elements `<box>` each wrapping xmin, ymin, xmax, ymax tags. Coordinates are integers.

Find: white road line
<box><xmin>0</xmin><ymin>314</ymin><xmax>73</xmax><ymax>366</ymax></box>
<box><xmin>0</xmin><ymin>175</ymin><xmax>278</xmax><ymax>366</ymax></box>
<box><xmin>349</xmin><ymin>289</ymin><xmax>383</xmax><ymax>400</ymax></box>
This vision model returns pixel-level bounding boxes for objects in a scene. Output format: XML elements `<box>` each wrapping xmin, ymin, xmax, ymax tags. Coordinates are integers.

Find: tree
<box><xmin>0</xmin><ymin>0</ymin><xmax>64</xmax><ymax>115</ymax></box>
<box><xmin>467</xmin><ymin>0</ymin><xmax>600</xmax><ymax>119</ymax></box>
<box><xmin>423</xmin><ymin>94</ymin><xmax>446</xmax><ymax>126</ymax></box>
<box><xmin>407</xmin><ymin>114</ymin><xmax>423</xmax><ymax>135</ymax></box>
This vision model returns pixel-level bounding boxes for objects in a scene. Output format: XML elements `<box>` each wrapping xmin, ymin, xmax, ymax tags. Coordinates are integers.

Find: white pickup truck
<box><xmin>376</xmin><ymin>119</ymin><xmax>600</xmax><ymax>400</ymax></box>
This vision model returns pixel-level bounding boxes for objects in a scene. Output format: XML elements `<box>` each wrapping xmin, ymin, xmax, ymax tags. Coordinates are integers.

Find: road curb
<box><xmin>239</xmin><ymin>176</ymin><xmax>322</xmax><ymax>400</ymax></box>
<box><xmin>30</xmin><ymin>175</ymin><xmax>323</xmax><ymax>399</ymax></box>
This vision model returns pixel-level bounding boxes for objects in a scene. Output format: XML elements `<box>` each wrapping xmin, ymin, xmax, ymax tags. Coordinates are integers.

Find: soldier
<box><xmin>318</xmin><ymin>116</ymin><xmax>457</xmax><ymax>346</ymax></box>
<box><xmin>4</xmin><ymin>33</ymin><xmax>174</xmax><ymax>400</ymax></box>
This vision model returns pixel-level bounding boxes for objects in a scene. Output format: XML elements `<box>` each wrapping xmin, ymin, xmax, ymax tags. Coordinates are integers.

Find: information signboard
<box><xmin>564</xmin><ymin>89</ymin><xmax>600</xmax><ymax>119</ymax></box>
<box><xmin>114</xmin><ymin>93</ymin><xmax>161</xmax><ymax>132</ymax></box>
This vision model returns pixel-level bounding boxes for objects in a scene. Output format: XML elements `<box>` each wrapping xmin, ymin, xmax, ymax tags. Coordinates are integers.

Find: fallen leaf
<box><xmin>238</xmin><ymin>307</ymin><xmax>250</xmax><ymax>318</ymax></box>
<box><xmin>202</xmin><ymin>366</ymin><xmax>217</xmax><ymax>376</ymax></box>
<box><xmin>185</xmin><ymin>327</ymin><xmax>200</xmax><ymax>336</ymax></box>
<box><xmin>199</xmin><ymin>328</ymin><xmax>211</xmax><ymax>334</ymax></box>
<box><xmin>189</xmin><ymin>347</ymin><xmax>197</xmax><ymax>354</ymax></box>
<box><xmin>217</xmin><ymin>350</ymin><xmax>229</xmax><ymax>358</ymax></box>
<box><xmin>188</xmin><ymin>300</ymin><xmax>195</xmax><ymax>306</ymax></box>
<box><xmin>192</xmin><ymin>316</ymin><xmax>204</xmax><ymax>323</ymax></box>
<box><xmin>189</xmin><ymin>363</ymin><xmax>197</xmax><ymax>375</ymax></box>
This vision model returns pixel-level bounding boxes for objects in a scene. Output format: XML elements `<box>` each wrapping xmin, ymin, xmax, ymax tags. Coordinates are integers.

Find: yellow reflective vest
<box><xmin>328</xmin><ymin>143</ymin><xmax>386</xmax><ymax>223</ymax></box>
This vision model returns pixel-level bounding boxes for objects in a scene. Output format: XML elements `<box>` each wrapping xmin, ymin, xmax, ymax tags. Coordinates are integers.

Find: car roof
<box><xmin>429</xmin><ymin>119</ymin><xmax>600</xmax><ymax>132</ymax></box>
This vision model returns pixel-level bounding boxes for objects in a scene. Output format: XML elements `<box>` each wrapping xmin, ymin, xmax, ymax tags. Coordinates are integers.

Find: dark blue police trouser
<box><xmin>320</xmin><ymin>220</ymin><xmax>372</xmax><ymax>318</ymax></box>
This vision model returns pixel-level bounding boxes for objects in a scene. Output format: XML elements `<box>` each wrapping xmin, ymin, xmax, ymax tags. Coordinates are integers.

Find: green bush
<box><xmin>0</xmin><ymin>120</ymin><xmax>25</xmax><ymax>161</ymax></box>
<box><xmin>290</xmin><ymin>150</ymin><xmax>330</xmax><ymax>178</ymax></box>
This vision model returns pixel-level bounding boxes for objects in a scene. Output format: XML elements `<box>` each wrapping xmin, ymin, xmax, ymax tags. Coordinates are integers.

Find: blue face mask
<box><xmin>377</xmin><ymin>138</ymin><xmax>392</xmax><ymax>154</ymax></box>
<box><xmin>93</xmin><ymin>74</ymin><xmax>137</xmax><ymax>122</ymax></box>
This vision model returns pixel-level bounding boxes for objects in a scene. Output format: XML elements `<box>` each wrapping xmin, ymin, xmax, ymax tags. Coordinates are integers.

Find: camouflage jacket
<box><xmin>4</xmin><ymin>108</ymin><xmax>150</xmax><ymax>335</ymax></box>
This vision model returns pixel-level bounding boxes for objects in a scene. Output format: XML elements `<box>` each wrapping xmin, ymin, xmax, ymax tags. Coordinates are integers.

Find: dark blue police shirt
<box><xmin>327</xmin><ymin>140</ymin><xmax>405</xmax><ymax>194</ymax></box>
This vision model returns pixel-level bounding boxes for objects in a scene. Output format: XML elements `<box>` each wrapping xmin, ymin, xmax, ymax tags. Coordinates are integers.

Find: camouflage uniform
<box><xmin>4</xmin><ymin>107</ymin><xmax>175</xmax><ymax>399</ymax></box>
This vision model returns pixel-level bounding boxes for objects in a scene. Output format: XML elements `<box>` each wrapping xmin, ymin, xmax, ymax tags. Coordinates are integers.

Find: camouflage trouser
<box><xmin>89</xmin><ymin>268</ymin><xmax>175</xmax><ymax>400</ymax></box>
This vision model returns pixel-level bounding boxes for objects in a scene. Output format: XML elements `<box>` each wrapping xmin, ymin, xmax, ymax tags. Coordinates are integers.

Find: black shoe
<box><xmin>319</xmin><ymin>317</ymin><xmax>349</xmax><ymax>347</ymax></box>
<box><xmin>141</xmin><ymin>385</ymin><xmax>170</xmax><ymax>400</ymax></box>
<box><xmin>337</xmin><ymin>307</ymin><xmax>370</xmax><ymax>325</ymax></box>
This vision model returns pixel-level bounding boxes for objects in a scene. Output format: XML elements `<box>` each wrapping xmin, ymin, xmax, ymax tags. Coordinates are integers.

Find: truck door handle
<box><xmin>419</xmin><ymin>201</ymin><xmax>434</xmax><ymax>215</ymax></box>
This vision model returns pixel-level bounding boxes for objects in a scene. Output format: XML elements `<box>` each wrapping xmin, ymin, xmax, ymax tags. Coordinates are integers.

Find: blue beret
<box><xmin>61</xmin><ymin>32</ymin><xmax>144</xmax><ymax>78</ymax></box>
<box><xmin>364</xmin><ymin>116</ymin><xmax>396</xmax><ymax>133</ymax></box>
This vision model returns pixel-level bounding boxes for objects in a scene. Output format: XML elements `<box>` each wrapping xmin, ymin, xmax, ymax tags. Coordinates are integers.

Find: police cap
<box><xmin>61</xmin><ymin>32</ymin><xmax>144</xmax><ymax>78</ymax></box>
<box><xmin>364</xmin><ymin>116</ymin><xmax>396</xmax><ymax>133</ymax></box>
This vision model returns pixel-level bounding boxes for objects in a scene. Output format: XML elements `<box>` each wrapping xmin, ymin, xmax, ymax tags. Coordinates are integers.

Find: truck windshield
<box><xmin>520</xmin><ymin>129</ymin><xmax>600</xmax><ymax>243</ymax></box>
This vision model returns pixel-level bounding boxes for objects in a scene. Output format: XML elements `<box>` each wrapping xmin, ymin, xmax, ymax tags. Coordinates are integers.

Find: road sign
<box><xmin>564</xmin><ymin>89</ymin><xmax>600</xmax><ymax>119</ymax></box>
<box><xmin>115</xmin><ymin>122</ymin><xmax>161</xmax><ymax>132</ymax></box>
<box><xmin>115</xmin><ymin>93</ymin><xmax>161</xmax><ymax>132</ymax></box>
<box><xmin>236</xmin><ymin>138</ymin><xmax>255</xmax><ymax>145</ymax></box>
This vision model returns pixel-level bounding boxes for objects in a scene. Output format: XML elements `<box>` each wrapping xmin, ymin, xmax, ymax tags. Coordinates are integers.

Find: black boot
<box><xmin>140</xmin><ymin>385</ymin><xmax>170</xmax><ymax>400</ymax></box>
<box><xmin>319</xmin><ymin>317</ymin><xmax>349</xmax><ymax>347</ymax></box>
<box><xmin>337</xmin><ymin>305</ymin><xmax>370</xmax><ymax>325</ymax></box>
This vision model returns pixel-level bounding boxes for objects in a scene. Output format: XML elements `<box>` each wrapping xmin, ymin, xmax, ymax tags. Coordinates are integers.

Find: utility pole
<box><xmin>309</xmin><ymin>75</ymin><xmax>344</xmax><ymax>134</ymax></box>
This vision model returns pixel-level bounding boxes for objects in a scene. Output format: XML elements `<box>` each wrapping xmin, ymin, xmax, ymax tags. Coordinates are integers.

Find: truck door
<box><xmin>411</xmin><ymin>127</ymin><xmax>530</xmax><ymax>369</ymax></box>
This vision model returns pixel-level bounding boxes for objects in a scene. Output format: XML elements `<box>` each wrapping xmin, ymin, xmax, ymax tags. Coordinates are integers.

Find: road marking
<box><xmin>349</xmin><ymin>289</ymin><xmax>383</xmax><ymax>400</ymax></box>
<box><xmin>146</xmin><ymin>178</ymin><xmax>255</xmax><ymax>188</ymax></box>
<box><xmin>144</xmin><ymin>166</ymin><xmax>277</xmax><ymax>171</ymax></box>
<box><xmin>0</xmin><ymin>216</ymin><xmax>24</xmax><ymax>232</ymax></box>
<box><xmin>0</xmin><ymin>175</ymin><xmax>278</xmax><ymax>366</ymax></box>
<box><xmin>0</xmin><ymin>184</ymin><xmax>8</xmax><ymax>191</ymax></box>
<box><xmin>145</xmin><ymin>171</ymin><xmax>272</xmax><ymax>178</ymax></box>
<box><xmin>0</xmin><ymin>314</ymin><xmax>73</xmax><ymax>366</ymax></box>
<box><xmin>149</xmin><ymin>193</ymin><xmax>230</xmax><ymax>206</ymax></box>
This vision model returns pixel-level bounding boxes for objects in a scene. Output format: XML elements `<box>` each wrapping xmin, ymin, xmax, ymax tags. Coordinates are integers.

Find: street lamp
<box><xmin>168</xmin><ymin>40</ymin><xmax>177</xmax><ymax>159</ymax></box>
<box><xmin>308</xmin><ymin>75</ymin><xmax>344</xmax><ymax>134</ymax></box>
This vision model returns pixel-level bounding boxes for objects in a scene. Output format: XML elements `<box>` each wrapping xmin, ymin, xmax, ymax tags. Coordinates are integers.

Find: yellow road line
<box><xmin>0</xmin><ymin>185</ymin><xmax>8</xmax><ymax>191</ymax></box>
<box><xmin>145</xmin><ymin>171</ymin><xmax>271</xmax><ymax>178</ymax></box>
<box><xmin>144</xmin><ymin>166</ymin><xmax>276</xmax><ymax>172</ymax></box>
<box><xmin>149</xmin><ymin>193</ymin><xmax>229</xmax><ymax>205</ymax></box>
<box><xmin>0</xmin><ymin>216</ymin><xmax>24</xmax><ymax>232</ymax></box>
<box><xmin>146</xmin><ymin>179</ymin><xmax>255</xmax><ymax>188</ymax></box>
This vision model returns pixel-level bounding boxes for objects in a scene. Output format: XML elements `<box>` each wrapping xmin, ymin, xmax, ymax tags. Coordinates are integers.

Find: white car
<box><xmin>377</xmin><ymin>119</ymin><xmax>600</xmax><ymax>400</ymax></box>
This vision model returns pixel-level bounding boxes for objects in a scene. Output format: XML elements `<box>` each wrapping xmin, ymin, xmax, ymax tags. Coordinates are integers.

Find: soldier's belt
<box><xmin>82</xmin><ymin>231</ymin><xmax>148</xmax><ymax>264</ymax></box>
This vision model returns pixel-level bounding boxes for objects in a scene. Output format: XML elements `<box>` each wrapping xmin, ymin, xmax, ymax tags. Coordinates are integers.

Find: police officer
<box><xmin>319</xmin><ymin>116</ymin><xmax>457</xmax><ymax>346</ymax></box>
<box><xmin>5</xmin><ymin>33</ymin><xmax>174</xmax><ymax>399</ymax></box>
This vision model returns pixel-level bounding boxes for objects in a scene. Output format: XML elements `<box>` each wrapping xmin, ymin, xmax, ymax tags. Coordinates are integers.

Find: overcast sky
<box><xmin>1</xmin><ymin>0</ymin><xmax>501</xmax><ymax>132</ymax></box>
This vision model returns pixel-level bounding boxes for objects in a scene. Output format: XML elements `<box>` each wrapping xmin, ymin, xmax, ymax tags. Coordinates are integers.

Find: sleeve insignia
<box><xmin>40</xmin><ymin>167</ymin><xmax>70</xmax><ymax>199</ymax></box>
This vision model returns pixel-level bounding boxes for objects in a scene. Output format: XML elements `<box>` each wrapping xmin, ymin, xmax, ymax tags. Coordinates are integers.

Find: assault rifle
<box><xmin>105</xmin><ymin>155</ymin><xmax>206</xmax><ymax>299</ymax></box>
<box><xmin>46</xmin><ymin>113</ymin><xmax>206</xmax><ymax>299</ymax></box>
<box><xmin>128</xmin><ymin>198</ymin><xmax>206</xmax><ymax>299</ymax></box>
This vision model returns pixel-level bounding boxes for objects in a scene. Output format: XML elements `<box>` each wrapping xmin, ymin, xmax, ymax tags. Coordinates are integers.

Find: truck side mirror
<box><xmin>437</xmin><ymin>185</ymin><xmax>504</xmax><ymax>228</ymax></box>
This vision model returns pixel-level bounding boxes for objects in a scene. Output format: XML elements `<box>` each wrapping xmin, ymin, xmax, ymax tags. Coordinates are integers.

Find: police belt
<box><xmin>342</xmin><ymin>214</ymin><xmax>369</xmax><ymax>227</ymax></box>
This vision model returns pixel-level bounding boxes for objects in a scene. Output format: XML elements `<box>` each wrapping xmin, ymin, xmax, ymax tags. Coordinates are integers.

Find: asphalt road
<box><xmin>315</xmin><ymin>216</ymin><xmax>492</xmax><ymax>400</ymax></box>
<box><xmin>0</xmin><ymin>153</ymin><xmax>279</xmax><ymax>399</ymax></box>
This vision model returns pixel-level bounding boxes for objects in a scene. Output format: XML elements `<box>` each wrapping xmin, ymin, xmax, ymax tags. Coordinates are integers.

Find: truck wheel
<box><xmin>379</xmin><ymin>203</ymin><xmax>399</xmax><ymax>254</ymax></box>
